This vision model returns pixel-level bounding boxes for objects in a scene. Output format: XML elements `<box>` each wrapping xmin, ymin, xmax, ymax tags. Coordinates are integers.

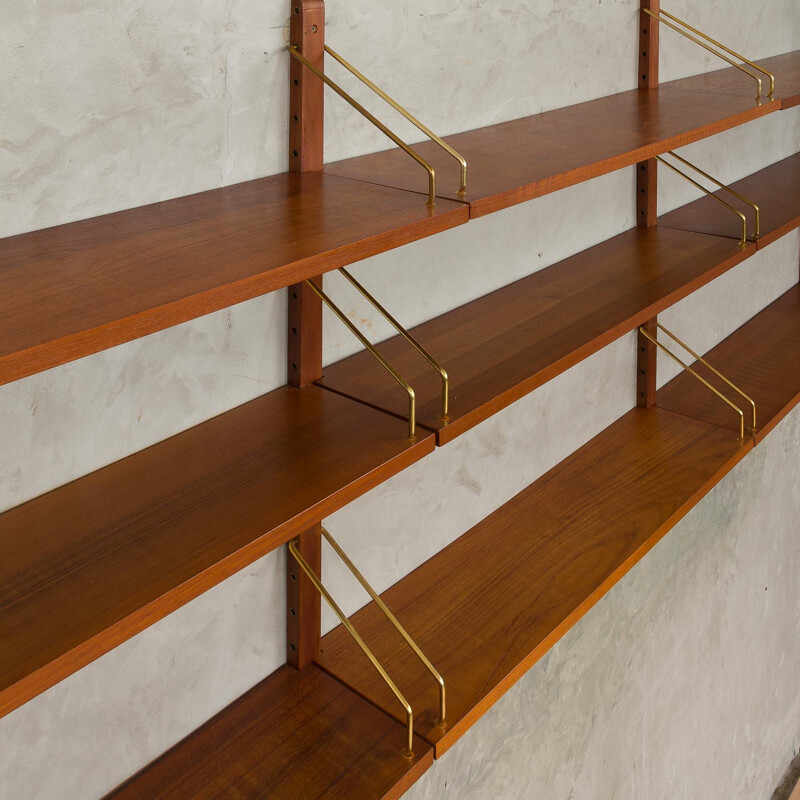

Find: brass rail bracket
<box><xmin>288</xmin><ymin>44</ymin><xmax>467</xmax><ymax>205</ymax></box>
<box><xmin>288</xmin><ymin>526</ymin><xmax>447</xmax><ymax>757</ymax></box>
<box><xmin>639</xmin><ymin>321</ymin><xmax>756</xmax><ymax>442</ymax></box>
<box><xmin>338</xmin><ymin>268</ymin><xmax>449</xmax><ymax>422</ymax></box>
<box><xmin>656</xmin><ymin>152</ymin><xmax>759</xmax><ymax>246</ymax></box>
<box><xmin>644</xmin><ymin>8</ymin><xmax>775</xmax><ymax>101</ymax></box>
<box><xmin>305</xmin><ymin>277</ymin><xmax>418</xmax><ymax>439</ymax></box>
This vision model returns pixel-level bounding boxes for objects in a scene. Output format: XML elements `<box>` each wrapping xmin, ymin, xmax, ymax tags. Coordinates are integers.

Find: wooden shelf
<box><xmin>0</xmin><ymin>384</ymin><xmax>434</xmax><ymax>719</ymax></box>
<box><xmin>660</xmin><ymin>153</ymin><xmax>800</xmax><ymax>249</ymax></box>
<box><xmin>324</xmin><ymin>57</ymin><xmax>797</xmax><ymax>217</ymax></box>
<box><xmin>657</xmin><ymin>284</ymin><xmax>800</xmax><ymax>443</ymax></box>
<box><xmin>318</xmin><ymin>226</ymin><xmax>752</xmax><ymax>445</ymax></box>
<box><xmin>106</xmin><ymin>664</ymin><xmax>433</xmax><ymax>800</ymax></box>
<box><xmin>0</xmin><ymin>171</ymin><xmax>467</xmax><ymax>387</ymax></box>
<box><xmin>315</xmin><ymin>406</ymin><xmax>751</xmax><ymax>755</ymax></box>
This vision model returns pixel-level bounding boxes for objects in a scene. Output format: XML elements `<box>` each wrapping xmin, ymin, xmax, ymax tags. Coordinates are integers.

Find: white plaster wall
<box><xmin>0</xmin><ymin>0</ymin><xmax>798</xmax><ymax>798</ymax></box>
<box><xmin>403</xmin><ymin>403</ymin><xmax>800</xmax><ymax>800</ymax></box>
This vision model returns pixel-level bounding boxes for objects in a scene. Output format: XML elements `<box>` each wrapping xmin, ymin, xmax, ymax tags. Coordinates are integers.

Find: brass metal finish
<box><xmin>304</xmin><ymin>278</ymin><xmax>417</xmax><ymax>439</ymax></box>
<box><xmin>339</xmin><ymin>268</ymin><xmax>449</xmax><ymax>421</ymax></box>
<box><xmin>288</xmin><ymin>539</ymin><xmax>415</xmax><ymax>757</ymax></box>
<box><xmin>321</xmin><ymin>526</ymin><xmax>447</xmax><ymax>726</ymax></box>
<box><xmin>655</xmin><ymin>155</ymin><xmax>749</xmax><ymax>246</ymax></box>
<box><xmin>654</xmin><ymin>322</ymin><xmax>756</xmax><ymax>433</ymax></box>
<box><xmin>666</xmin><ymin>150</ymin><xmax>760</xmax><ymax>239</ymax></box>
<box><xmin>324</xmin><ymin>45</ymin><xmax>468</xmax><ymax>196</ymax></box>
<box><xmin>639</xmin><ymin>323</ymin><xmax>757</xmax><ymax>442</ymax></box>
<box><xmin>288</xmin><ymin>45</ymin><xmax>437</xmax><ymax>206</ymax></box>
<box><xmin>644</xmin><ymin>8</ymin><xmax>775</xmax><ymax>100</ymax></box>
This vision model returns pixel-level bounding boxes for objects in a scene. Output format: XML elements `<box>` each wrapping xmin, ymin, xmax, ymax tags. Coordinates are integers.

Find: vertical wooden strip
<box><xmin>288</xmin><ymin>278</ymin><xmax>323</xmax><ymax>387</ymax></box>
<box><xmin>287</xmin><ymin>525</ymin><xmax>322</xmax><ymax>669</ymax></box>
<box><xmin>637</xmin><ymin>0</ymin><xmax>659</xmax><ymax>405</ymax></box>
<box><xmin>637</xmin><ymin>158</ymin><xmax>658</xmax><ymax>227</ymax></box>
<box><xmin>639</xmin><ymin>0</ymin><xmax>659</xmax><ymax>90</ymax></box>
<box><xmin>638</xmin><ymin>317</ymin><xmax>658</xmax><ymax>408</ymax></box>
<box><xmin>289</xmin><ymin>0</ymin><xmax>325</xmax><ymax>173</ymax></box>
<box><xmin>287</xmin><ymin>0</ymin><xmax>325</xmax><ymax>668</ymax></box>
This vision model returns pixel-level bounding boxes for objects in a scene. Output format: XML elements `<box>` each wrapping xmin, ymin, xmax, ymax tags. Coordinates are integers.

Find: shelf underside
<box><xmin>106</xmin><ymin>664</ymin><xmax>432</xmax><ymax>800</ymax></box>
<box><xmin>325</xmin><ymin>54</ymin><xmax>798</xmax><ymax>216</ymax></box>
<box><xmin>0</xmin><ymin>384</ymin><xmax>434</xmax><ymax>719</ymax></box>
<box><xmin>660</xmin><ymin>153</ymin><xmax>800</xmax><ymax>248</ymax></box>
<box><xmin>0</xmin><ymin>172</ymin><xmax>467</xmax><ymax>387</ymax></box>
<box><xmin>318</xmin><ymin>226</ymin><xmax>752</xmax><ymax>444</ymax></box>
<box><xmin>316</xmin><ymin>405</ymin><xmax>752</xmax><ymax>755</ymax></box>
<box><xmin>657</xmin><ymin>284</ymin><xmax>800</xmax><ymax>443</ymax></box>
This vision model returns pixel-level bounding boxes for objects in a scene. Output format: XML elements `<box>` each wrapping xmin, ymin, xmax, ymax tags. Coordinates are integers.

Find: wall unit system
<box><xmin>1</xmin><ymin>1</ymin><xmax>798</xmax><ymax>798</ymax></box>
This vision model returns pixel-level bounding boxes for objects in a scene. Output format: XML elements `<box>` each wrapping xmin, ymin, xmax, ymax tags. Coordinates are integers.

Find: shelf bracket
<box><xmin>643</xmin><ymin>8</ymin><xmax>775</xmax><ymax>100</ymax></box>
<box><xmin>324</xmin><ymin>46</ymin><xmax>467</xmax><ymax>196</ymax></box>
<box><xmin>288</xmin><ymin>45</ymin><xmax>441</xmax><ymax>206</ymax></box>
<box><xmin>656</xmin><ymin>152</ymin><xmax>759</xmax><ymax>246</ymax></box>
<box><xmin>639</xmin><ymin>321</ymin><xmax>757</xmax><ymax>442</ymax></box>
<box><xmin>319</xmin><ymin>526</ymin><xmax>446</xmax><ymax>728</ymax></box>
<box><xmin>305</xmin><ymin>277</ymin><xmax>418</xmax><ymax>439</ymax></box>
<box><xmin>289</xmin><ymin>527</ymin><xmax>447</xmax><ymax>755</ymax></box>
<box><xmin>338</xmin><ymin>268</ymin><xmax>449</xmax><ymax>422</ymax></box>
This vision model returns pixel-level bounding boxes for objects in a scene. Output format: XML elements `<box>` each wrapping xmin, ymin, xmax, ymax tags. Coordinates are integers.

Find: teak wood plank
<box><xmin>317</xmin><ymin>227</ymin><xmax>752</xmax><ymax>445</ymax></box>
<box><xmin>0</xmin><ymin>172</ymin><xmax>467</xmax><ymax>387</ymax></box>
<box><xmin>325</xmin><ymin>61</ymin><xmax>783</xmax><ymax>217</ymax></box>
<box><xmin>659</xmin><ymin>153</ymin><xmax>800</xmax><ymax>249</ymax></box>
<box><xmin>106</xmin><ymin>664</ymin><xmax>433</xmax><ymax>800</ymax></box>
<box><xmin>656</xmin><ymin>285</ymin><xmax>800</xmax><ymax>444</ymax></box>
<box><xmin>315</xmin><ymin>407</ymin><xmax>751</xmax><ymax>755</ymax></box>
<box><xmin>0</xmin><ymin>385</ymin><xmax>434</xmax><ymax>719</ymax></box>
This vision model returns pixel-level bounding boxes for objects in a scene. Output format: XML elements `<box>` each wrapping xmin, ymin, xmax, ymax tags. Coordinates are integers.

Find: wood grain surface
<box><xmin>318</xmin><ymin>226</ymin><xmax>752</xmax><ymax>444</ymax></box>
<box><xmin>0</xmin><ymin>385</ymin><xmax>434</xmax><ymax>718</ymax></box>
<box><xmin>0</xmin><ymin>171</ymin><xmax>467</xmax><ymax>386</ymax></box>
<box><xmin>325</xmin><ymin>58</ymin><xmax>789</xmax><ymax>215</ymax></box>
<box><xmin>316</xmin><ymin>407</ymin><xmax>751</xmax><ymax>755</ymax></box>
<box><xmin>106</xmin><ymin>665</ymin><xmax>433</xmax><ymax>800</ymax></box>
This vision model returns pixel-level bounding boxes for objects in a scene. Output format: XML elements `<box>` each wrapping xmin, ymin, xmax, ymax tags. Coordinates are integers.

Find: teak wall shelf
<box><xmin>318</xmin><ymin>226</ymin><xmax>753</xmax><ymax>444</ymax></box>
<box><xmin>105</xmin><ymin>664</ymin><xmax>433</xmax><ymax>800</ymax></box>
<box><xmin>325</xmin><ymin>52</ymin><xmax>799</xmax><ymax>216</ymax></box>
<box><xmin>315</xmin><ymin>406</ymin><xmax>753</xmax><ymax>754</ymax></box>
<box><xmin>0</xmin><ymin>384</ymin><xmax>434</xmax><ymax>719</ymax></box>
<box><xmin>0</xmin><ymin>172</ymin><xmax>467</xmax><ymax>387</ymax></box>
<box><xmin>4</xmin><ymin>0</ymin><xmax>799</xmax><ymax>798</ymax></box>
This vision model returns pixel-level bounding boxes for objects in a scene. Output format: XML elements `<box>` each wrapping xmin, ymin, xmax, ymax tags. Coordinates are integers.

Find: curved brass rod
<box><xmin>656</xmin><ymin>322</ymin><xmax>756</xmax><ymax>434</ymax></box>
<box><xmin>324</xmin><ymin>45</ymin><xmax>467</xmax><ymax>196</ymax></box>
<box><xmin>321</xmin><ymin>526</ymin><xmax>446</xmax><ymax>726</ymax></box>
<box><xmin>288</xmin><ymin>539</ymin><xmax>415</xmax><ymax>757</ymax></box>
<box><xmin>644</xmin><ymin>9</ymin><xmax>767</xmax><ymax>100</ymax></box>
<box><xmin>666</xmin><ymin>151</ymin><xmax>760</xmax><ymax>239</ymax></box>
<box><xmin>655</xmin><ymin>155</ymin><xmax>748</xmax><ymax>246</ymax></box>
<box><xmin>305</xmin><ymin>278</ymin><xmax>416</xmax><ymax>439</ymax></box>
<box><xmin>638</xmin><ymin>326</ymin><xmax>746</xmax><ymax>442</ymax></box>
<box><xmin>657</xmin><ymin>8</ymin><xmax>775</xmax><ymax>98</ymax></box>
<box><xmin>288</xmin><ymin>45</ymin><xmax>436</xmax><ymax>206</ymax></box>
<box><xmin>339</xmin><ymin>268</ymin><xmax>449</xmax><ymax>421</ymax></box>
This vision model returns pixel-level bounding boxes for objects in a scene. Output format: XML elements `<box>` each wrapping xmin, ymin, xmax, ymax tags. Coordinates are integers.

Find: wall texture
<box><xmin>0</xmin><ymin>0</ymin><xmax>798</xmax><ymax>798</ymax></box>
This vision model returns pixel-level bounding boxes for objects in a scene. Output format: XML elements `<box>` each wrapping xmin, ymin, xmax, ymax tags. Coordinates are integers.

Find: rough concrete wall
<box><xmin>0</xmin><ymin>1</ymin><xmax>798</xmax><ymax>798</ymax></box>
